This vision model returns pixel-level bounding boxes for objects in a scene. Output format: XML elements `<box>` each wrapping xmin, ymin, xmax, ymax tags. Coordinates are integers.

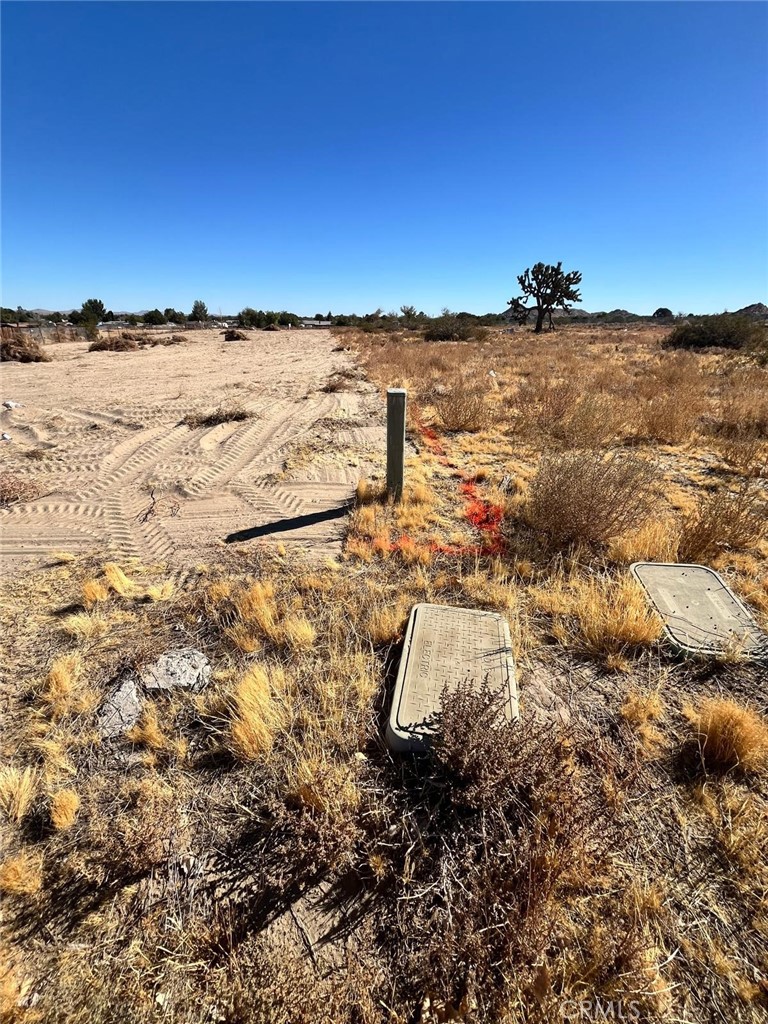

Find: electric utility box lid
<box><xmin>386</xmin><ymin>602</ymin><xmax>519</xmax><ymax>753</ymax></box>
<box><xmin>630</xmin><ymin>562</ymin><xmax>768</xmax><ymax>659</ymax></box>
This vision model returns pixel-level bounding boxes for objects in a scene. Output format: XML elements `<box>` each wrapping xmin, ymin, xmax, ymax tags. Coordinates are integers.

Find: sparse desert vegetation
<box><xmin>1</xmin><ymin>321</ymin><xmax>767</xmax><ymax>1022</ymax></box>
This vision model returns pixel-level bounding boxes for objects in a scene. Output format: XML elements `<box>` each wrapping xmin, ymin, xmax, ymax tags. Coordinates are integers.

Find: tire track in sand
<box><xmin>0</xmin><ymin>329</ymin><xmax>385</xmax><ymax>574</ymax></box>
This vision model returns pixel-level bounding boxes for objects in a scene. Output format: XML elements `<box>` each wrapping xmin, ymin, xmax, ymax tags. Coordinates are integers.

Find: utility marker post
<box><xmin>386</xmin><ymin>387</ymin><xmax>406</xmax><ymax>502</ymax></box>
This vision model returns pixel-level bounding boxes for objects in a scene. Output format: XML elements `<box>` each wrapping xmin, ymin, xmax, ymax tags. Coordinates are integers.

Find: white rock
<box><xmin>97</xmin><ymin>671</ymin><xmax>143</xmax><ymax>739</ymax></box>
<box><xmin>1</xmin><ymin>433</ymin><xmax>10</xmax><ymax>442</ymax></box>
<box><xmin>2</xmin><ymin>400</ymin><xmax>22</xmax><ymax>409</ymax></box>
<box><xmin>141</xmin><ymin>648</ymin><xmax>211</xmax><ymax>693</ymax></box>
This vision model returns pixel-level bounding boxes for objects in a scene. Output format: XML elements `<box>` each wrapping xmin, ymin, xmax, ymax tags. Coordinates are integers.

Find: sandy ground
<box><xmin>0</xmin><ymin>329</ymin><xmax>385</xmax><ymax>575</ymax></box>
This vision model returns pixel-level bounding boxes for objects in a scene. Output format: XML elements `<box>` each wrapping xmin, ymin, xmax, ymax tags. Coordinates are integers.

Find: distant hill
<box><xmin>734</xmin><ymin>302</ymin><xmax>768</xmax><ymax>319</ymax></box>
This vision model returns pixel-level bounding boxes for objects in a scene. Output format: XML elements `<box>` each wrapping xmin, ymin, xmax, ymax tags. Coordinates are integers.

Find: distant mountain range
<box><xmin>524</xmin><ymin>302</ymin><xmax>768</xmax><ymax>322</ymax></box>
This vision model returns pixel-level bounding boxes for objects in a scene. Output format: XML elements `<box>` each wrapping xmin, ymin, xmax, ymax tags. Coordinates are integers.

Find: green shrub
<box><xmin>662</xmin><ymin>315</ymin><xmax>765</xmax><ymax>352</ymax></box>
<box><xmin>424</xmin><ymin>315</ymin><xmax>488</xmax><ymax>343</ymax></box>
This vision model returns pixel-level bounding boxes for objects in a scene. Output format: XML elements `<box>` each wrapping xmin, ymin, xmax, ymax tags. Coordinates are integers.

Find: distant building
<box><xmin>300</xmin><ymin>319</ymin><xmax>332</xmax><ymax>328</ymax></box>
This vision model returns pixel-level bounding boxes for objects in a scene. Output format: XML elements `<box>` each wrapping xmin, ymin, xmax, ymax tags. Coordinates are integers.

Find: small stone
<box><xmin>521</xmin><ymin>672</ymin><xmax>571</xmax><ymax>728</ymax></box>
<box><xmin>141</xmin><ymin>648</ymin><xmax>211</xmax><ymax>693</ymax></box>
<box><xmin>97</xmin><ymin>671</ymin><xmax>142</xmax><ymax>738</ymax></box>
<box><xmin>1</xmin><ymin>433</ymin><xmax>10</xmax><ymax>442</ymax></box>
<box><xmin>2</xmin><ymin>400</ymin><xmax>22</xmax><ymax>410</ymax></box>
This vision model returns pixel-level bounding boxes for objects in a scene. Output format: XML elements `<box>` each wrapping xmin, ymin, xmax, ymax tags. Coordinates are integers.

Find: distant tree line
<box><xmin>3</xmin><ymin>286</ymin><xmax>765</xmax><ymax>339</ymax></box>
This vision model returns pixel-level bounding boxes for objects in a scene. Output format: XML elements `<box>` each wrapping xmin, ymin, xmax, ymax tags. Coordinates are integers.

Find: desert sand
<box><xmin>0</xmin><ymin>328</ymin><xmax>385</xmax><ymax>574</ymax></box>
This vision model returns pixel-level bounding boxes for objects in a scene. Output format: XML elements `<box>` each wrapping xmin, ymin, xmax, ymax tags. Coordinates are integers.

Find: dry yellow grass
<box><xmin>233</xmin><ymin>580</ymin><xmax>278</xmax><ymax>635</ymax></box>
<box><xmin>39</xmin><ymin>652</ymin><xmax>96</xmax><ymax>718</ymax></box>
<box><xmin>0</xmin><ymin>851</ymin><xmax>43</xmax><ymax>896</ymax></box>
<box><xmin>82</xmin><ymin>577</ymin><xmax>110</xmax><ymax>607</ymax></box>
<box><xmin>49</xmin><ymin>788</ymin><xmax>80</xmax><ymax>830</ymax></box>
<box><xmin>685</xmin><ymin>698</ymin><xmax>768</xmax><ymax>774</ymax></box>
<box><xmin>621</xmin><ymin>687</ymin><xmax>666</xmax><ymax>753</ymax></box>
<box><xmin>144</xmin><ymin>580</ymin><xmax>175</xmax><ymax>602</ymax></box>
<box><xmin>284</xmin><ymin>748</ymin><xmax>361</xmax><ymax>817</ymax></box>
<box><xmin>0</xmin><ymin>766</ymin><xmax>38</xmax><ymax>823</ymax></box>
<box><xmin>126</xmin><ymin>706</ymin><xmax>168</xmax><ymax>751</ymax></box>
<box><xmin>571</xmin><ymin>576</ymin><xmax>663</xmax><ymax>666</ymax></box>
<box><xmin>608</xmin><ymin>517</ymin><xmax>680</xmax><ymax>565</ymax></box>
<box><xmin>103</xmin><ymin>562</ymin><xmax>141</xmax><ymax>597</ymax></box>
<box><xmin>228</xmin><ymin>664</ymin><xmax>288</xmax><ymax>761</ymax></box>
<box><xmin>530</xmin><ymin>572</ymin><xmax>662</xmax><ymax>668</ymax></box>
<box><xmin>60</xmin><ymin>611</ymin><xmax>110</xmax><ymax>640</ymax></box>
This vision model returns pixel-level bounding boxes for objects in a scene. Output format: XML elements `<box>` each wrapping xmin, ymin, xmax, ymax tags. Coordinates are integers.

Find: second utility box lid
<box><xmin>386</xmin><ymin>602</ymin><xmax>519</xmax><ymax>753</ymax></box>
<box><xmin>630</xmin><ymin>562</ymin><xmax>767</xmax><ymax>659</ymax></box>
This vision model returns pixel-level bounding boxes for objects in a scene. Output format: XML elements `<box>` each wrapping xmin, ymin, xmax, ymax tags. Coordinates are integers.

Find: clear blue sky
<box><xmin>2</xmin><ymin>1</ymin><xmax>766</xmax><ymax>316</ymax></box>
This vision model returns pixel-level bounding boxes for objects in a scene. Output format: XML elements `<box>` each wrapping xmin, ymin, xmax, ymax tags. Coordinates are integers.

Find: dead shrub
<box><xmin>677</xmin><ymin>481</ymin><xmax>767</xmax><ymax>562</ymax></box>
<box><xmin>183</xmin><ymin>405</ymin><xmax>252</xmax><ymax>428</ymax></box>
<box><xmin>434</xmin><ymin>387</ymin><xmax>492</xmax><ymax>432</ymax></box>
<box><xmin>379</xmin><ymin>682</ymin><xmax>635</xmax><ymax>1019</ymax></box>
<box><xmin>713</xmin><ymin>435</ymin><xmax>767</xmax><ymax>476</ymax></box>
<box><xmin>0</xmin><ymin>327</ymin><xmax>50</xmax><ymax>362</ymax></box>
<box><xmin>685</xmin><ymin>698</ymin><xmax>768</xmax><ymax>774</ymax></box>
<box><xmin>0</xmin><ymin>473</ymin><xmax>40</xmax><ymax>508</ymax></box>
<box><xmin>136</xmin><ymin>333</ymin><xmax>185</xmax><ymax>348</ymax></box>
<box><xmin>223</xmin><ymin>329</ymin><xmax>246</xmax><ymax>341</ymax></box>
<box><xmin>88</xmin><ymin>335</ymin><xmax>138</xmax><ymax>352</ymax></box>
<box><xmin>635</xmin><ymin>392</ymin><xmax>705</xmax><ymax>444</ymax></box>
<box><xmin>517</xmin><ymin>375</ymin><xmax>581</xmax><ymax>434</ymax></box>
<box><xmin>715</xmin><ymin>369</ymin><xmax>768</xmax><ymax>438</ymax></box>
<box><xmin>526</xmin><ymin>450</ymin><xmax>659</xmax><ymax>546</ymax></box>
<box><xmin>558</xmin><ymin>392</ymin><xmax>627</xmax><ymax>447</ymax></box>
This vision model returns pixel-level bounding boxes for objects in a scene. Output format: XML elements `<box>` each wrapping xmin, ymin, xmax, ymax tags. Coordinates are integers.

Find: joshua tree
<box><xmin>509</xmin><ymin>262</ymin><xmax>582</xmax><ymax>333</ymax></box>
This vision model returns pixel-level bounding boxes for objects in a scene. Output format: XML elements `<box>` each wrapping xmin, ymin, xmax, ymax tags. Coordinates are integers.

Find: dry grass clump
<box><xmin>355</xmin><ymin>477</ymin><xmax>387</xmax><ymax>505</ymax></box>
<box><xmin>0</xmin><ymin>326</ymin><xmax>51</xmax><ymax>362</ymax></box>
<box><xmin>183</xmin><ymin>404</ymin><xmax>253</xmax><ymax>428</ymax></box>
<box><xmin>228</xmin><ymin>664</ymin><xmax>288</xmax><ymax>761</ymax></box>
<box><xmin>82</xmin><ymin>577</ymin><xmax>110</xmax><ymax>607</ymax></box>
<box><xmin>434</xmin><ymin>386</ymin><xmax>492</xmax><ymax>432</ymax></box>
<box><xmin>88</xmin><ymin>335</ymin><xmax>138</xmax><ymax>352</ymax></box>
<box><xmin>678</xmin><ymin>481</ymin><xmax>767</xmax><ymax>562</ymax></box>
<box><xmin>103</xmin><ymin>561</ymin><xmax>142</xmax><ymax>597</ymax></box>
<box><xmin>559</xmin><ymin>391</ymin><xmax>627</xmax><ymax>447</ymax></box>
<box><xmin>685</xmin><ymin>698</ymin><xmax>768</xmax><ymax>775</ymax></box>
<box><xmin>39</xmin><ymin>652</ymin><xmax>90</xmax><ymax>718</ymax></box>
<box><xmin>535</xmin><ymin>573</ymin><xmax>663</xmax><ymax>668</ymax></box>
<box><xmin>572</xmin><ymin>575</ymin><xmax>662</xmax><ymax>662</ymax></box>
<box><xmin>0</xmin><ymin>850</ymin><xmax>43</xmax><ymax>896</ymax></box>
<box><xmin>49</xmin><ymin>788</ymin><xmax>80</xmax><ymax>830</ymax></box>
<box><xmin>0</xmin><ymin>766</ymin><xmax>38</xmax><ymax>823</ymax></box>
<box><xmin>608</xmin><ymin>516</ymin><xmax>680</xmax><ymax>565</ymax></box>
<box><xmin>125</xmin><ymin>705</ymin><xmax>170</xmax><ymax>752</ymax></box>
<box><xmin>59</xmin><ymin>610</ymin><xmax>111</xmax><ymax>640</ymax></box>
<box><xmin>0</xmin><ymin>472</ymin><xmax>40</xmax><ymax>507</ymax></box>
<box><xmin>629</xmin><ymin>351</ymin><xmax>707</xmax><ymax>443</ymax></box>
<box><xmin>526</xmin><ymin>450</ymin><xmax>659</xmax><ymax>547</ymax></box>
